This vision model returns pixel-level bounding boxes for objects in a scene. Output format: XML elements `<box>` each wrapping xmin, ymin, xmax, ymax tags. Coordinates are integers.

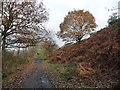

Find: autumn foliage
<box><xmin>57</xmin><ymin>10</ymin><xmax>97</xmax><ymax>43</ymax></box>
<box><xmin>51</xmin><ymin>28</ymin><xmax>120</xmax><ymax>87</ymax></box>
<box><xmin>1</xmin><ymin>1</ymin><xmax>49</xmax><ymax>50</ymax></box>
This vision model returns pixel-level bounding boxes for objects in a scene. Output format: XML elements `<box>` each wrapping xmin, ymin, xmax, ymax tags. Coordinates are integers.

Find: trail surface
<box><xmin>21</xmin><ymin>57</ymin><xmax>54</xmax><ymax>88</ymax></box>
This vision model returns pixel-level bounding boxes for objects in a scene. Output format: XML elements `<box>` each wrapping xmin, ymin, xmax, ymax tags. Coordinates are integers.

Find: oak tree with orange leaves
<box><xmin>57</xmin><ymin>10</ymin><xmax>97</xmax><ymax>43</ymax></box>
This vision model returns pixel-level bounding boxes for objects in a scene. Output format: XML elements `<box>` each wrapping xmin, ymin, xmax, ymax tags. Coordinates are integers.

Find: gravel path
<box><xmin>21</xmin><ymin>57</ymin><xmax>54</xmax><ymax>88</ymax></box>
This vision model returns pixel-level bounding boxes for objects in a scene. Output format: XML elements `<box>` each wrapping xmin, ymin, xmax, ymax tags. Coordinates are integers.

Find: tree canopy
<box><xmin>107</xmin><ymin>13</ymin><xmax>120</xmax><ymax>30</ymax></box>
<box><xmin>57</xmin><ymin>10</ymin><xmax>97</xmax><ymax>43</ymax></box>
<box><xmin>0</xmin><ymin>0</ymin><xmax>49</xmax><ymax>51</ymax></box>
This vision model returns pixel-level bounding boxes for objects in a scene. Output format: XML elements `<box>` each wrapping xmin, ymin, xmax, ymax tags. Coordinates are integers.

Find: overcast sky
<box><xmin>40</xmin><ymin>0</ymin><xmax>119</xmax><ymax>46</ymax></box>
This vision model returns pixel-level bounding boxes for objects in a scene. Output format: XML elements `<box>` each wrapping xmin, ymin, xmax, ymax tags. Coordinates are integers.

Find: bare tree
<box><xmin>0</xmin><ymin>0</ymin><xmax>49</xmax><ymax>56</ymax></box>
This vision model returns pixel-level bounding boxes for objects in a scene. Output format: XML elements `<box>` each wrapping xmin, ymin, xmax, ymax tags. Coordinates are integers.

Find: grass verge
<box><xmin>43</xmin><ymin>60</ymin><xmax>92</xmax><ymax>88</ymax></box>
<box><xmin>43</xmin><ymin>60</ymin><xmax>77</xmax><ymax>81</ymax></box>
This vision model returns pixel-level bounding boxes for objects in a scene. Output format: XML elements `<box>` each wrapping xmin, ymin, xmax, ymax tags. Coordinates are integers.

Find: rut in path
<box><xmin>21</xmin><ymin>57</ymin><xmax>54</xmax><ymax>88</ymax></box>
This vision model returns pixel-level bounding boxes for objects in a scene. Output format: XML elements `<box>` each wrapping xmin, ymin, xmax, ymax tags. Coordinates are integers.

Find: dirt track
<box><xmin>21</xmin><ymin>57</ymin><xmax>54</xmax><ymax>88</ymax></box>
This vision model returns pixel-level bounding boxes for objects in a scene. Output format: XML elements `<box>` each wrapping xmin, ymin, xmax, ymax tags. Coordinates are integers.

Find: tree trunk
<box><xmin>2</xmin><ymin>37</ymin><xmax>6</xmax><ymax>61</ymax></box>
<box><xmin>1</xmin><ymin>2</ymin><xmax>6</xmax><ymax>60</ymax></box>
<box><xmin>77</xmin><ymin>36</ymin><xmax>83</xmax><ymax>43</ymax></box>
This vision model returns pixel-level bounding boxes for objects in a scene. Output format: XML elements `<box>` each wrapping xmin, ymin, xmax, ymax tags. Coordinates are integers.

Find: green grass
<box><xmin>43</xmin><ymin>60</ymin><xmax>77</xmax><ymax>81</ymax></box>
<box><xmin>19</xmin><ymin>59</ymin><xmax>27</xmax><ymax>65</ymax></box>
<box><xmin>43</xmin><ymin>60</ymin><xmax>93</xmax><ymax>88</ymax></box>
<box><xmin>36</xmin><ymin>51</ymin><xmax>44</xmax><ymax>58</ymax></box>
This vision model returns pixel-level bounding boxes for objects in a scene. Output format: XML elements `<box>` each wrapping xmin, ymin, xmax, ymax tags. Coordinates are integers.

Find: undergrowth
<box><xmin>2</xmin><ymin>50</ymin><xmax>34</xmax><ymax>87</ymax></box>
<box><xmin>43</xmin><ymin>60</ymin><xmax>77</xmax><ymax>81</ymax></box>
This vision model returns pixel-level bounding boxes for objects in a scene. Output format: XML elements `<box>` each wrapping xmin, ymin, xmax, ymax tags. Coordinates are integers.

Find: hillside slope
<box><xmin>50</xmin><ymin>28</ymin><xmax>120</xmax><ymax>87</ymax></box>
